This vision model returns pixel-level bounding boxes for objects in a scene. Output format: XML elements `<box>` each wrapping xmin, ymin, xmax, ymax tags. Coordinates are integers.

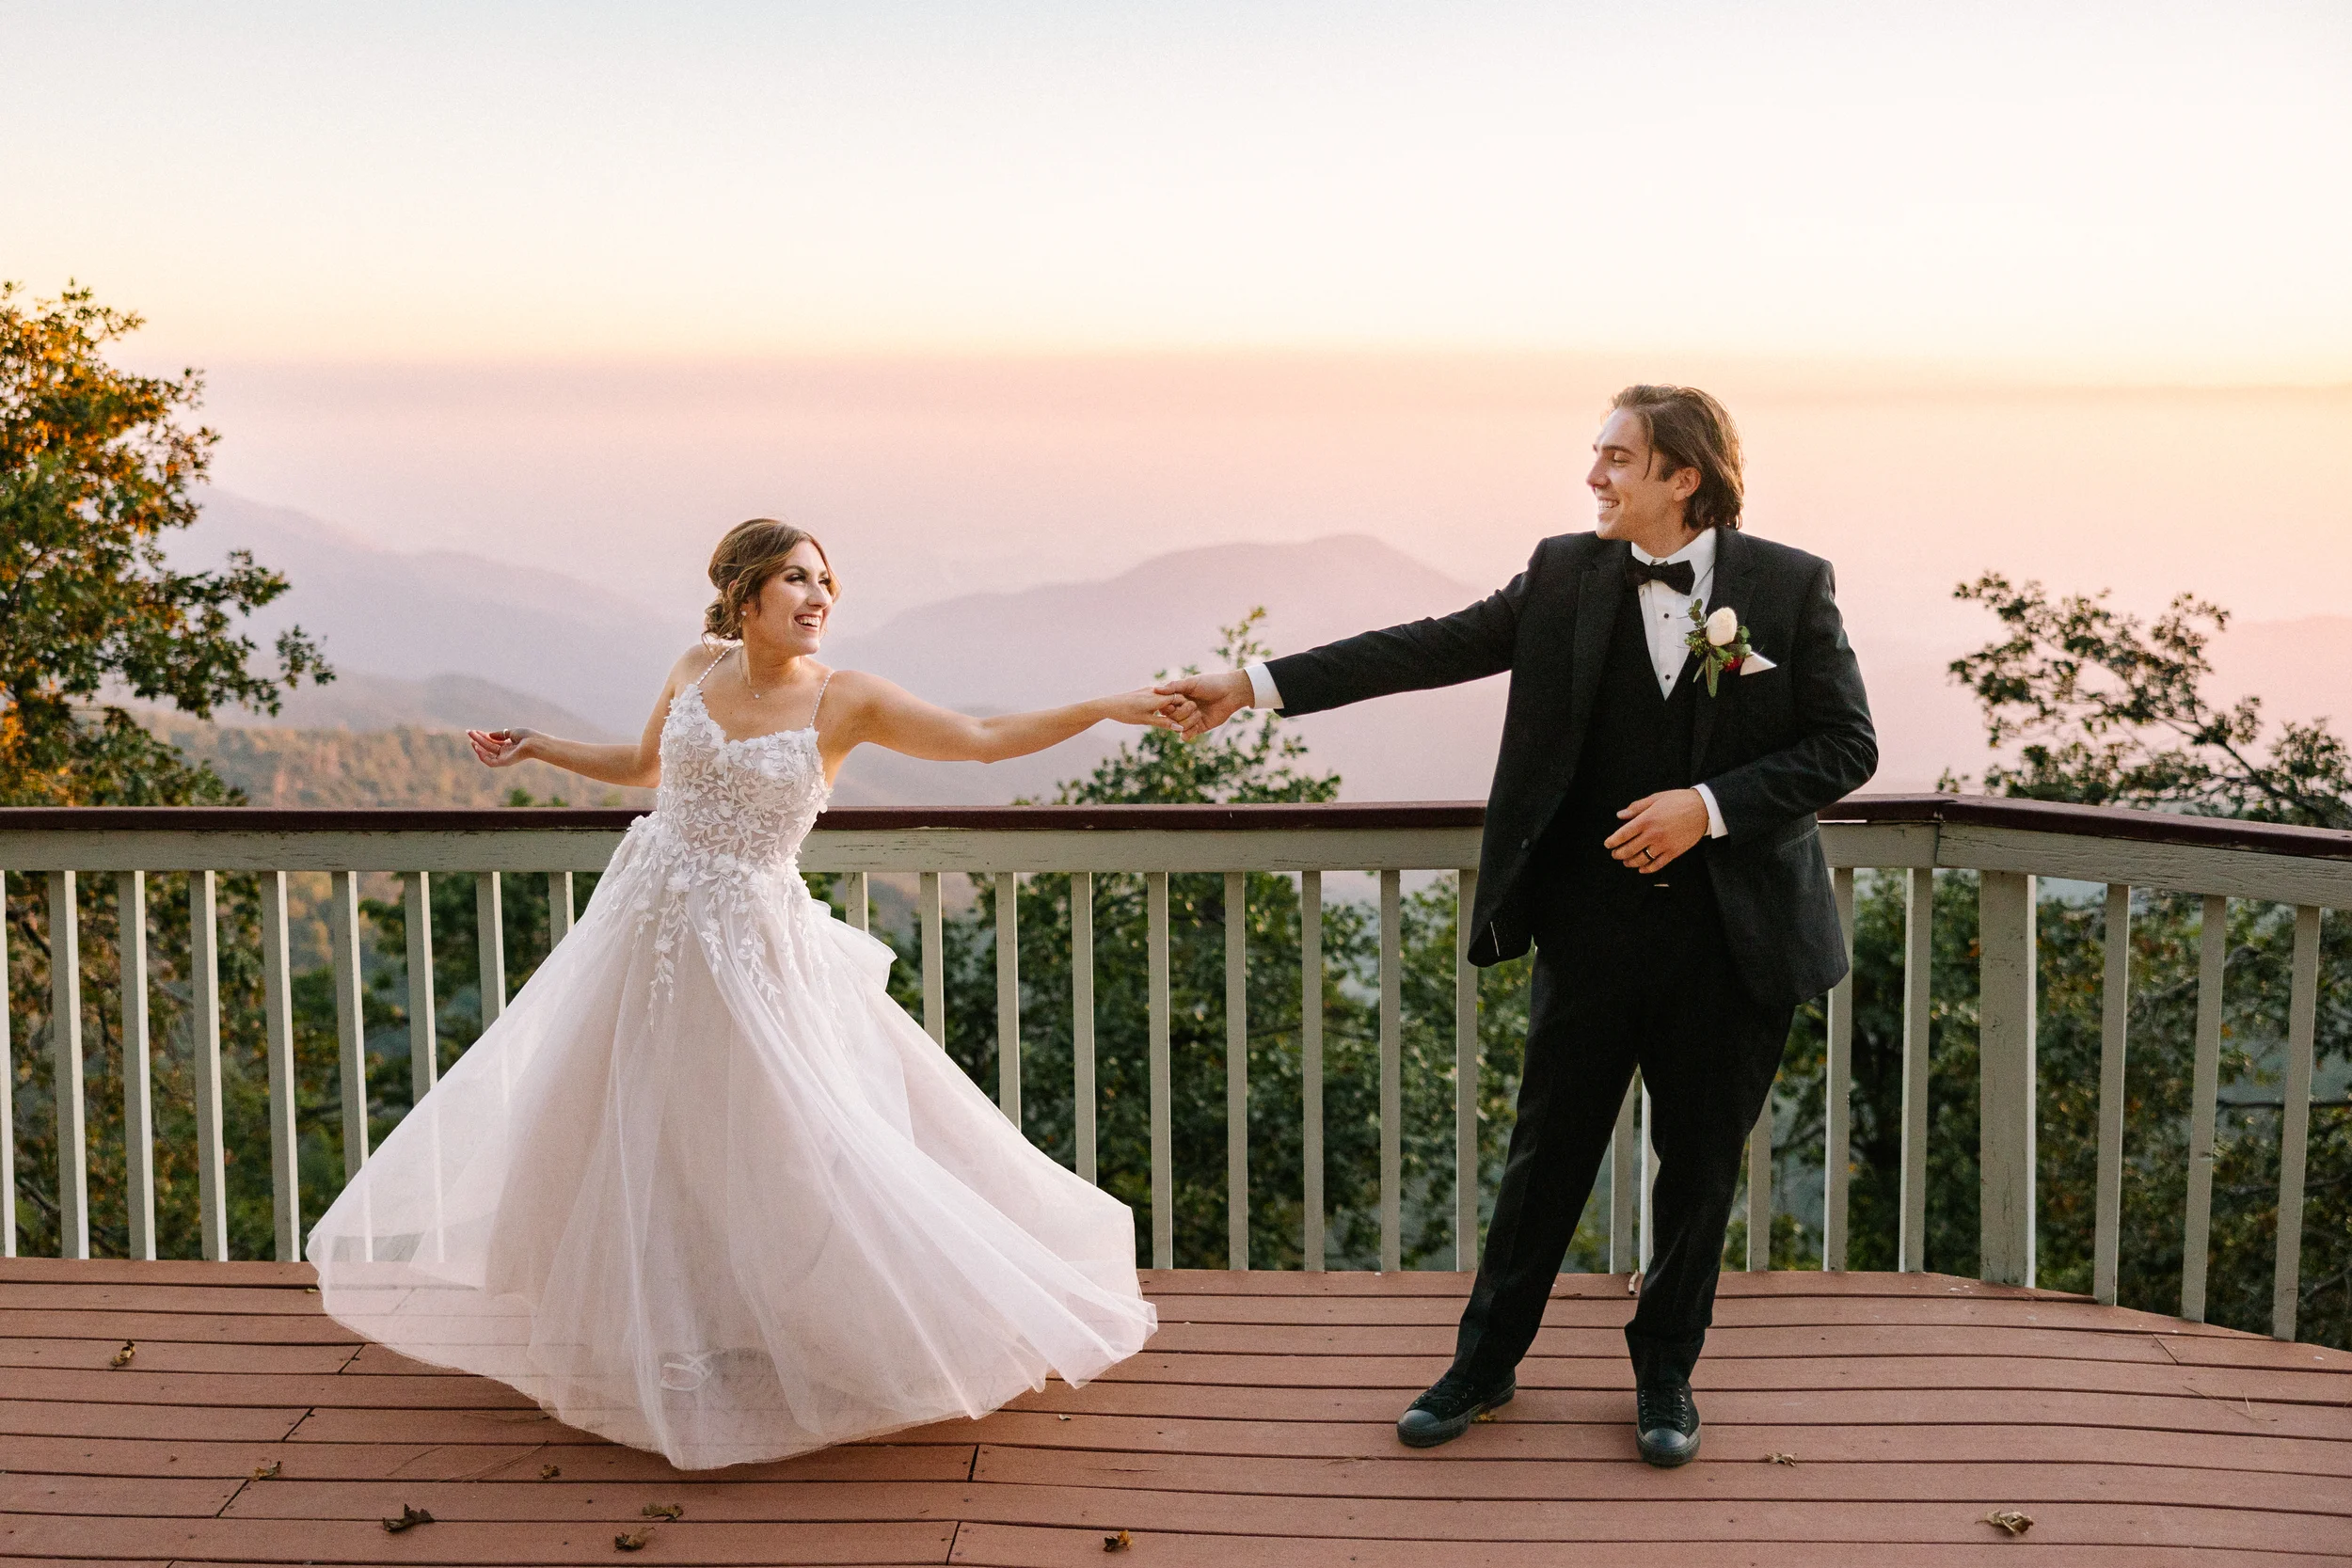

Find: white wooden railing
<box><xmin>0</xmin><ymin>796</ymin><xmax>2339</xmax><ymax>1342</ymax></box>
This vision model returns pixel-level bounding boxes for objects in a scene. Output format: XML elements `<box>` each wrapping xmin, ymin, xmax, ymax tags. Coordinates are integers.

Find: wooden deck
<box><xmin>1</xmin><ymin>1260</ymin><xmax>2346</xmax><ymax>1565</ymax></box>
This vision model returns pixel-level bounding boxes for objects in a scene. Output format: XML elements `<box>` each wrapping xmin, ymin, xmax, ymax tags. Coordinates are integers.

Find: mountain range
<box><xmin>159</xmin><ymin>491</ymin><xmax>2352</xmax><ymax>805</ymax></box>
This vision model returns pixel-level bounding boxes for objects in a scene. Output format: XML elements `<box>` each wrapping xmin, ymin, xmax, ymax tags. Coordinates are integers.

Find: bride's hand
<box><xmin>1103</xmin><ymin>688</ymin><xmax>1194</xmax><ymax>731</ymax></box>
<box><xmin>468</xmin><ymin>728</ymin><xmax>537</xmax><ymax>768</ymax></box>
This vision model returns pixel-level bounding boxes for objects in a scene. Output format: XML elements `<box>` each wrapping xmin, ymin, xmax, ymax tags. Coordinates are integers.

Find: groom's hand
<box><xmin>1606</xmin><ymin>789</ymin><xmax>1708</xmax><ymax>874</ymax></box>
<box><xmin>1154</xmin><ymin>671</ymin><xmax>1252</xmax><ymax>739</ymax></box>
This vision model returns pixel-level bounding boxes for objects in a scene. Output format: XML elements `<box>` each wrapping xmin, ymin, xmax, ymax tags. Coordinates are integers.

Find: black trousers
<box><xmin>1451</xmin><ymin>867</ymin><xmax>1792</xmax><ymax>1387</ymax></box>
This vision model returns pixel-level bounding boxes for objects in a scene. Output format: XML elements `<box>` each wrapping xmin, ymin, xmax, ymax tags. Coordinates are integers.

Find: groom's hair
<box><xmin>1610</xmin><ymin>385</ymin><xmax>1744</xmax><ymax>531</ymax></box>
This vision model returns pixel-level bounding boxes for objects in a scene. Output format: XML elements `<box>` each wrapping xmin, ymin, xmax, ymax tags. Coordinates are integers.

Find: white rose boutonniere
<box><xmin>1685</xmin><ymin>601</ymin><xmax>1754</xmax><ymax>697</ymax></box>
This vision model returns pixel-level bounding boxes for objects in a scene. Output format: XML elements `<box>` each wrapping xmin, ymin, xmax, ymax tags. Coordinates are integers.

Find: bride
<box><xmin>305</xmin><ymin>517</ymin><xmax>1185</xmax><ymax>1469</ymax></box>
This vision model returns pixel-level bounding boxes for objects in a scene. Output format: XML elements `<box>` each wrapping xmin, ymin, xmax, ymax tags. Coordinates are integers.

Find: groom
<box><xmin>1160</xmin><ymin>385</ymin><xmax>1875</xmax><ymax>1465</ymax></box>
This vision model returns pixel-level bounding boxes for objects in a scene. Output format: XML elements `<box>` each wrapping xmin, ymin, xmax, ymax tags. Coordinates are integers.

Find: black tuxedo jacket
<box><xmin>1265</xmin><ymin>527</ymin><xmax>1877</xmax><ymax>1008</ymax></box>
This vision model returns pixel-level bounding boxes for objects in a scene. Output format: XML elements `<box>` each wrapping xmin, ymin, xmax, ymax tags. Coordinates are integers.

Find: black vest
<box><xmin>1534</xmin><ymin>581</ymin><xmax>1708</xmax><ymax>897</ymax></box>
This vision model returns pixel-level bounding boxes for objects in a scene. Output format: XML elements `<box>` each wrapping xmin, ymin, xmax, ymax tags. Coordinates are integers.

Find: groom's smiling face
<box><xmin>1588</xmin><ymin>408</ymin><xmax>1701</xmax><ymax>548</ymax></box>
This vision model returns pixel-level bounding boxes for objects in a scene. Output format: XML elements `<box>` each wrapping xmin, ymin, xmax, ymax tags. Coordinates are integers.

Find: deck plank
<box><xmin>951</xmin><ymin>1523</ymin><xmax>2347</xmax><ymax>1567</ymax></box>
<box><xmin>0</xmin><ymin>1265</ymin><xmax>2343</xmax><ymax>1564</ymax></box>
<box><xmin>969</xmin><ymin>1447</ymin><xmax>2352</xmax><ymax>1511</ymax></box>
<box><xmin>0</xmin><ymin>1513</ymin><xmax>955</xmax><ymax>1563</ymax></box>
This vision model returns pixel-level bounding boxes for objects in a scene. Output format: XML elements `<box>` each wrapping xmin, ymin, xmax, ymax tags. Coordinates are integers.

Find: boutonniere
<box><xmin>1685</xmin><ymin>602</ymin><xmax>1753</xmax><ymax>696</ymax></box>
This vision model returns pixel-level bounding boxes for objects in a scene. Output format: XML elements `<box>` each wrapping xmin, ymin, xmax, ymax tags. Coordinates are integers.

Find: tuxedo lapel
<box><xmin>1565</xmin><ymin>542</ymin><xmax>1628</xmax><ymax>757</ymax></box>
<box><xmin>1691</xmin><ymin>525</ymin><xmax>1750</xmax><ymax>776</ymax></box>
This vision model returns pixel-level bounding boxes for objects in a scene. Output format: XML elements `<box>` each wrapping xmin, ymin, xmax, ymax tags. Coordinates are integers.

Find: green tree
<box><xmin>1</xmin><ymin>280</ymin><xmax>326</xmax><ymax>807</ymax></box>
<box><xmin>1759</xmin><ymin>576</ymin><xmax>2352</xmax><ymax>1347</ymax></box>
<box><xmin>4</xmin><ymin>280</ymin><xmax>331</xmax><ymax>1256</ymax></box>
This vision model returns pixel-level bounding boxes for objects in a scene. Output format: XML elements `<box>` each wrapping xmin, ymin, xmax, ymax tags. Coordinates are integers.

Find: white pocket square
<box><xmin>1739</xmin><ymin>651</ymin><xmax>1777</xmax><ymax>675</ymax></box>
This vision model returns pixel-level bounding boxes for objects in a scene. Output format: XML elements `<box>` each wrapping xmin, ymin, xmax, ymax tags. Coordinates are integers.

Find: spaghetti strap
<box><xmin>806</xmin><ymin>669</ymin><xmax>834</xmax><ymax>731</ymax></box>
<box><xmin>688</xmin><ymin>646</ymin><xmax>732</xmax><ymax>693</ymax></box>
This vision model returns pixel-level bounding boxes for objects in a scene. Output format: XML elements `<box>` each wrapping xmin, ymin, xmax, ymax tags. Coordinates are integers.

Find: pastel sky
<box><xmin>7</xmin><ymin>1</ymin><xmax>2349</xmax><ymax>377</ymax></box>
<box><xmin>8</xmin><ymin>2</ymin><xmax>2352</xmax><ymax>797</ymax></box>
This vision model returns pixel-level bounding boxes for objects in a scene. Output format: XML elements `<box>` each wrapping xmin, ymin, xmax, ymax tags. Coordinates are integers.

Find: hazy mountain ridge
<box><xmin>170</xmin><ymin>490</ymin><xmax>2352</xmax><ymax>805</ymax></box>
<box><xmin>177</xmin><ymin>493</ymin><xmax>686</xmax><ymax>734</ymax></box>
<box><xmin>147</xmin><ymin>717</ymin><xmax>651</xmax><ymax>810</ymax></box>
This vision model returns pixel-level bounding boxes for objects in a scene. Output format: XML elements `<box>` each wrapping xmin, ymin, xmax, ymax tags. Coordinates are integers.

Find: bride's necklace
<box><xmin>738</xmin><ymin>644</ymin><xmax>786</xmax><ymax>701</ymax></box>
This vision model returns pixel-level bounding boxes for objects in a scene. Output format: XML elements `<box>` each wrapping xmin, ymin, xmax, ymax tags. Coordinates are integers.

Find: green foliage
<box><xmin>3</xmin><ymin>280</ymin><xmax>337</xmax><ymax>1254</ymax></box>
<box><xmin>1947</xmin><ymin>574</ymin><xmax>2352</xmax><ymax>825</ymax></box>
<box><xmin>0</xmin><ymin>281</ymin><xmax>327</xmax><ymax>806</ymax></box>
<box><xmin>1759</xmin><ymin>573</ymin><xmax>2352</xmax><ymax>1348</ymax></box>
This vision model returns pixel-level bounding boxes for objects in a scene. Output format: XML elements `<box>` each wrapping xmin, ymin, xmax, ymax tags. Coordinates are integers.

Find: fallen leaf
<box><xmin>1057</xmin><ymin>1414</ymin><xmax>1073</xmax><ymax>1421</ymax></box>
<box><xmin>108</xmin><ymin>1341</ymin><xmax>135</xmax><ymax>1369</ymax></box>
<box><xmin>1766</xmin><ymin>1452</ymin><xmax>1798</xmax><ymax>1466</ymax></box>
<box><xmin>1626</xmin><ymin>1270</ymin><xmax>1643</xmax><ymax>1296</ymax></box>
<box><xmin>1104</xmin><ymin>1530</ymin><xmax>1133</xmax><ymax>1552</ymax></box>
<box><xmin>1470</xmin><ymin>1409</ymin><xmax>1498</xmax><ymax>1423</ymax></box>
<box><xmin>539</xmin><ymin>1464</ymin><xmax>563</xmax><ymax>1480</ymax></box>
<box><xmin>1982</xmin><ymin>1510</ymin><xmax>2034</xmax><ymax>1536</ymax></box>
<box><xmin>382</xmin><ymin>1504</ymin><xmax>435</xmax><ymax>1533</ymax></box>
<box><xmin>250</xmin><ymin>1461</ymin><xmax>280</xmax><ymax>1480</ymax></box>
<box><xmin>615</xmin><ymin>1529</ymin><xmax>651</xmax><ymax>1551</ymax></box>
<box><xmin>642</xmin><ymin>1502</ymin><xmax>684</xmax><ymax>1520</ymax></box>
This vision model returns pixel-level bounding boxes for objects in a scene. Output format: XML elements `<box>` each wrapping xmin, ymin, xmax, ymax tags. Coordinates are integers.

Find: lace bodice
<box><xmin>612</xmin><ymin>662</ymin><xmax>835</xmax><ymax>1004</ymax></box>
<box><xmin>643</xmin><ymin>680</ymin><xmax>832</xmax><ymax>878</ymax></box>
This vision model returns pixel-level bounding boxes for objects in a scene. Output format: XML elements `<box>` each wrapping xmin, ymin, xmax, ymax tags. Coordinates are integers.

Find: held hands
<box><xmin>468</xmin><ymin>728</ymin><xmax>537</xmax><ymax>768</ymax></box>
<box><xmin>1103</xmin><ymin>687</ymin><xmax>1199</xmax><ymax>731</ymax></box>
<box><xmin>1604</xmin><ymin>788</ymin><xmax>1709</xmax><ymax>874</ymax></box>
<box><xmin>1152</xmin><ymin>670</ymin><xmax>1252</xmax><ymax>739</ymax></box>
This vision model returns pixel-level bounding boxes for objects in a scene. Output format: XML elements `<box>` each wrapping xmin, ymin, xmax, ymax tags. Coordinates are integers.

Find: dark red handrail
<box><xmin>2</xmin><ymin>795</ymin><xmax>2349</xmax><ymax>861</ymax></box>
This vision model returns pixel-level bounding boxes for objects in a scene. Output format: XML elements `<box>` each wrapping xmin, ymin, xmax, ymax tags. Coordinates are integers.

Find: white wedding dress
<box><xmin>306</xmin><ymin>658</ymin><xmax>1157</xmax><ymax>1469</ymax></box>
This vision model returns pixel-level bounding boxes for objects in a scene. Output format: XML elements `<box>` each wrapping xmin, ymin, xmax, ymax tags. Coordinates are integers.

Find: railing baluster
<box><xmin>548</xmin><ymin>871</ymin><xmax>574</xmax><ymax>944</ymax></box>
<box><xmin>329</xmin><ymin>871</ymin><xmax>369</xmax><ymax>1181</ymax></box>
<box><xmin>2274</xmin><ymin>904</ymin><xmax>2322</xmax><ymax>1341</ymax></box>
<box><xmin>919</xmin><ymin>872</ymin><xmax>944</xmax><ymax>1045</ymax></box>
<box><xmin>1225</xmin><ymin>870</ymin><xmax>1248</xmax><ymax>1271</ymax></box>
<box><xmin>119</xmin><ymin>872</ymin><xmax>156</xmax><ymax>1260</ymax></box>
<box><xmin>1898</xmin><ymin>866</ymin><xmax>1933</xmax><ymax>1273</ymax></box>
<box><xmin>1301</xmin><ymin>870</ymin><xmax>1324</xmax><ymax>1272</ymax></box>
<box><xmin>189</xmin><ymin>870</ymin><xmax>228</xmax><ymax>1260</ymax></box>
<box><xmin>476</xmin><ymin>872</ymin><xmax>505</xmax><ymax>1029</ymax></box>
<box><xmin>1823</xmin><ymin>865</ymin><xmax>1856</xmax><ymax>1271</ymax></box>
<box><xmin>0</xmin><ymin>871</ymin><xmax>14</xmax><ymax>1258</ymax></box>
<box><xmin>405</xmin><ymin>872</ymin><xmax>437</xmax><ymax>1100</ymax></box>
<box><xmin>847</xmin><ymin>870</ymin><xmax>869</xmax><ymax>935</ymax></box>
<box><xmin>1610</xmin><ymin>1080</ymin><xmax>1638</xmax><ymax>1275</ymax></box>
<box><xmin>2182</xmin><ymin>893</ymin><xmax>2227</xmax><ymax>1323</ymax></box>
<box><xmin>1977</xmin><ymin>870</ymin><xmax>2038</xmax><ymax>1287</ymax></box>
<box><xmin>48</xmin><ymin>871</ymin><xmax>87</xmax><ymax>1259</ymax></box>
<box><xmin>2092</xmin><ymin>883</ymin><xmax>2132</xmax><ymax>1306</ymax></box>
<box><xmin>1072</xmin><ymin>872</ymin><xmax>1095</xmax><ymax>1183</ymax></box>
<box><xmin>1639</xmin><ymin>1084</ymin><xmax>1656</xmax><ymax>1275</ymax></box>
<box><xmin>1745</xmin><ymin>1097</ymin><xmax>1771</xmax><ymax>1272</ymax></box>
<box><xmin>261</xmin><ymin>871</ymin><xmax>300</xmax><ymax>1262</ymax></box>
<box><xmin>1377</xmin><ymin>868</ymin><xmax>1402</xmax><ymax>1273</ymax></box>
<box><xmin>996</xmin><ymin>871</ymin><xmax>1020</xmax><ymax>1122</ymax></box>
<box><xmin>1454</xmin><ymin>867</ymin><xmax>1479</xmax><ymax>1271</ymax></box>
<box><xmin>1148</xmin><ymin>870</ymin><xmax>1172</xmax><ymax>1270</ymax></box>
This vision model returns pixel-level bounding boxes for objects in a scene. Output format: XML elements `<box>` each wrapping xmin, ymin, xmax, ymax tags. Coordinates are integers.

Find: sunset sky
<box><xmin>8</xmin><ymin>2</ymin><xmax>2348</xmax><ymax>376</ymax></box>
<box><xmin>6</xmin><ymin>3</ymin><xmax>2351</xmax><ymax>790</ymax></box>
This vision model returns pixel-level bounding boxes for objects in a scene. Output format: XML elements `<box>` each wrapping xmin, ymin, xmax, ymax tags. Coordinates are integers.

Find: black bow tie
<box><xmin>1626</xmin><ymin>556</ymin><xmax>1695</xmax><ymax>594</ymax></box>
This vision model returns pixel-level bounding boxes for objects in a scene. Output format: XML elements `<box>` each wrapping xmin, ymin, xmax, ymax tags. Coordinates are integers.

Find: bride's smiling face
<box><xmin>739</xmin><ymin>542</ymin><xmax>836</xmax><ymax>656</ymax></box>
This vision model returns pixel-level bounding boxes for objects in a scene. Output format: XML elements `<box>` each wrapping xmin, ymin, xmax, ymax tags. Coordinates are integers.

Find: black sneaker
<box><xmin>1634</xmin><ymin>1376</ymin><xmax>1701</xmax><ymax>1466</ymax></box>
<box><xmin>1394</xmin><ymin>1370</ymin><xmax>1516</xmax><ymax>1449</ymax></box>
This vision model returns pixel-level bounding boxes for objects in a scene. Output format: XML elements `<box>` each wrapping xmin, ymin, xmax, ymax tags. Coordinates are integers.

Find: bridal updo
<box><xmin>705</xmin><ymin>518</ymin><xmax>835</xmax><ymax>641</ymax></box>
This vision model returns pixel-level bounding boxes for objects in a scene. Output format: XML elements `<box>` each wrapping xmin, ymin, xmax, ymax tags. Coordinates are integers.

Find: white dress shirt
<box><xmin>1243</xmin><ymin>530</ymin><xmax>1729</xmax><ymax>839</ymax></box>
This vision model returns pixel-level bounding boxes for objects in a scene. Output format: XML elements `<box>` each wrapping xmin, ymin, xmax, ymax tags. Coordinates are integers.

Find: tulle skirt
<box><xmin>305</xmin><ymin>836</ymin><xmax>1157</xmax><ymax>1469</ymax></box>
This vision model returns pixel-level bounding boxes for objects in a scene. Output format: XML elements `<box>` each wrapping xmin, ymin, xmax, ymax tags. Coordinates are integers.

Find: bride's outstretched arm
<box><xmin>467</xmin><ymin>652</ymin><xmax>696</xmax><ymax>787</ymax></box>
<box><xmin>831</xmin><ymin>671</ymin><xmax>1191</xmax><ymax>766</ymax></box>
